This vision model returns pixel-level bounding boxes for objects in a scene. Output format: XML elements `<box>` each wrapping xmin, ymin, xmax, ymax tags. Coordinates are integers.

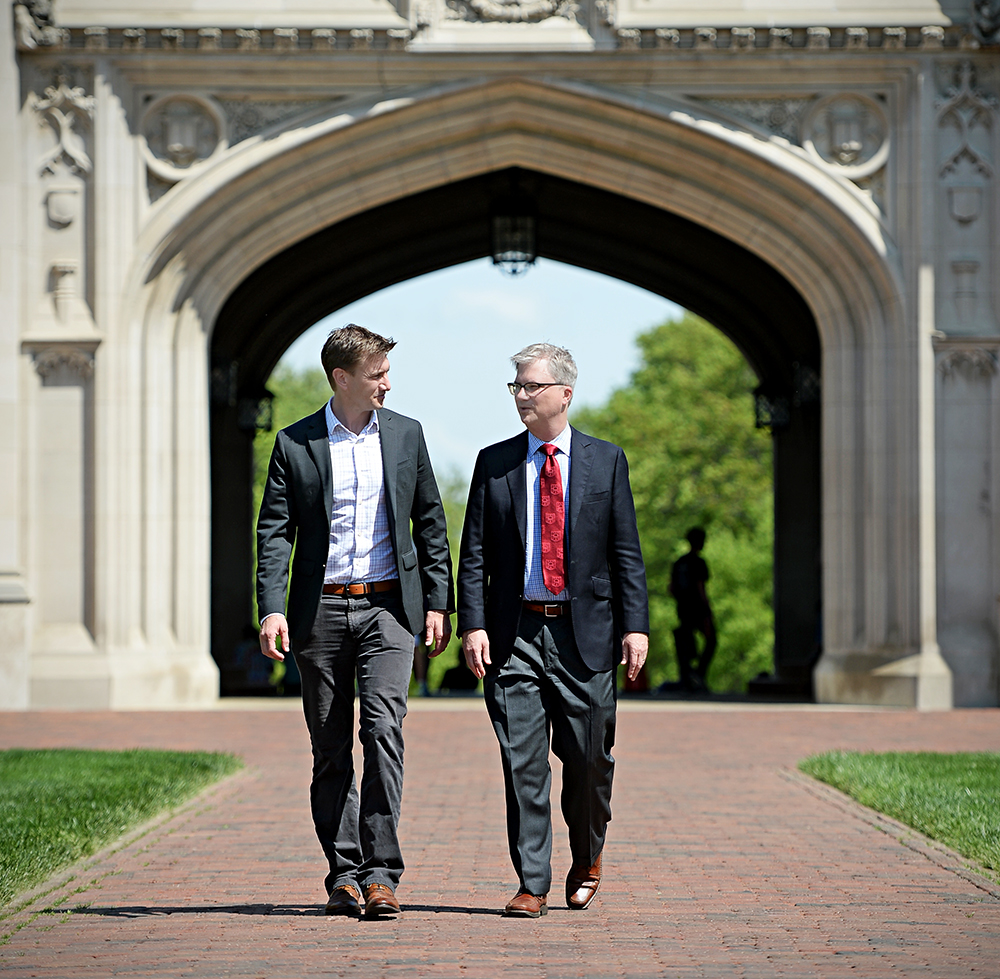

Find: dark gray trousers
<box><xmin>292</xmin><ymin>591</ymin><xmax>414</xmax><ymax>895</ymax></box>
<box><xmin>484</xmin><ymin>608</ymin><xmax>617</xmax><ymax>896</ymax></box>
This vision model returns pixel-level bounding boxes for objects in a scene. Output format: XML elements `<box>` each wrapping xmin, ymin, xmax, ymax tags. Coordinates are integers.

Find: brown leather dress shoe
<box><xmin>363</xmin><ymin>883</ymin><xmax>401</xmax><ymax>918</ymax></box>
<box><xmin>325</xmin><ymin>884</ymin><xmax>362</xmax><ymax>917</ymax></box>
<box><xmin>503</xmin><ymin>890</ymin><xmax>548</xmax><ymax>918</ymax></box>
<box><xmin>565</xmin><ymin>852</ymin><xmax>602</xmax><ymax>910</ymax></box>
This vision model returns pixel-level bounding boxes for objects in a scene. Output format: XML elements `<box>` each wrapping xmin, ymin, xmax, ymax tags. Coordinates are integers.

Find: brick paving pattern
<box><xmin>0</xmin><ymin>702</ymin><xmax>998</xmax><ymax>978</ymax></box>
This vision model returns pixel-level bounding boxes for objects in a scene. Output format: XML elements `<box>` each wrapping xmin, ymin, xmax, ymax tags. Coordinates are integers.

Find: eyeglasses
<box><xmin>507</xmin><ymin>381</ymin><xmax>562</xmax><ymax>396</ymax></box>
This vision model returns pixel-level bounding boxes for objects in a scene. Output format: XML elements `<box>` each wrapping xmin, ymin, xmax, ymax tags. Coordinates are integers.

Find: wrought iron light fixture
<box><xmin>491</xmin><ymin>200</ymin><xmax>537</xmax><ymax>277</ymax></box>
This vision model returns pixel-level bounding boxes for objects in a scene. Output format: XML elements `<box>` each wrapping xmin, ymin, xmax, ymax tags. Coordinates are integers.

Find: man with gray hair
<box><xmin>458</xmin><ymin>342</ymin><xmax>649</xmax><ymax>917</ymax></box>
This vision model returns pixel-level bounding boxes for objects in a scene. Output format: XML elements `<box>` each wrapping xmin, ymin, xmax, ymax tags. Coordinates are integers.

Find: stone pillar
<box><xmin>0</xmin><ymin>10</ymin><xmax>29</xmax><ymax>708</ymax></box>
<box><xmin>935</xmin><ymin>337</ymin><xmax>1000</xmax><ymax>706</ymax></box>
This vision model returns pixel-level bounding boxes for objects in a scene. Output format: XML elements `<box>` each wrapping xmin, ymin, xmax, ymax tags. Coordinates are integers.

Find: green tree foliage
<box><xmin>572</xmin><ymin>312</ymin><xmax>774</xmax><ymax>692</ymax></box>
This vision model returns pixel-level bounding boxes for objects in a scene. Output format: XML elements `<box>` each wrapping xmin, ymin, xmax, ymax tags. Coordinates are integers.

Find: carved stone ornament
<box><xmin>949</xmin><ymin>185</ymin><xmax>983</xmax><ymax>223</ymax></box>
<box><xmin>218</xmin><ymin>99</ymin><xmax>335</xmax><ymax>146</ymax></box>
<box><xmin>802</xmin><ymin>93</ymin><xmax>889</xmax><ymax>179</ymax></box>
<box><xmin>32</xmin><ymin>71</ymin><xmax>95</xmax><ymax>177</ymax></box>
<box><xmin>697</xmin><ymin>98</ymin><xmax>812</xmax><ymax>145</ymax></box>
<box><xmin>13</xmin><ymin>1</ymin><xmax>68</xmax><ymax>50</ymax></box>
<box><xmin>937</xmin><ymin>346</ymin><xmax>998</xmax><ymax>378</ymax></box>
<box><xmin>971</xmin><ymin>0</ymin><xmax>1000</xmax><ymax>46</ymax></box>
<box><xmin>141</xmin><ymin>94</ymin><xmax>226</xmax><ymax>183</ymax></box>
<box><xmin>937</xmin><ymin>62</ymin><xmax>996</xmax><ymax>178</ymax></box>
<box><xmin>32</xmin><ymin>346</ymin><xmax>95</xmax><ymax>380</ymax></box>
<box><xmin>446</xmin><ymin>0</ymin><xmax>578</xmax><ymax>22</ymax></box>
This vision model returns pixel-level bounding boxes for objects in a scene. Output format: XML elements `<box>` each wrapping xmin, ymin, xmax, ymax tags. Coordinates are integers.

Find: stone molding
<box><xmin>934</xmin><ymin>335</ymin><xmax>1000</xmax><ymax>379</ymax></box>
<box><xmin>26</xmin><ymin>342</ymin><xmax>98</xmax><ymax>380</ymax></box>
<box><xmin>11</xmin><ymin>22</ymin><xmax>989</xmax><ymax>52</ymax></box>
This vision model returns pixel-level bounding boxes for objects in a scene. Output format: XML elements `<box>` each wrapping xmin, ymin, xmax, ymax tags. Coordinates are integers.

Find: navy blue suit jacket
<box><xmin>457</xmin><ymin>426</ymin><xmax>649</xmax><ymax>672</ymax></box>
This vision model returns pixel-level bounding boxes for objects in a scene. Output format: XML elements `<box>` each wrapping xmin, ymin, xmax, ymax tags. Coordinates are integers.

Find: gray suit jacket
<box><xmin>256</xmin><ymin>405</ymin><xmax>454</xmax><ymax>641</ymax></box>
<box><xmin>458</xmin><ymin>426</ymin><xmax>648</xmax><ymax>672</ymax></box>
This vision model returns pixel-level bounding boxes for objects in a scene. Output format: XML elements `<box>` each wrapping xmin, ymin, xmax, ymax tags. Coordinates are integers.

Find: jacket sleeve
<box><xmin>255</xmin><ymin>431</ymin><xmax>297</xmax><ymax>621</ymax></box>
<box><xmin>409</xmin><ymin>423</ymin><xmax>455</xmax><ymax>613</ymax></box>
<box><xmin>457</xmin><ymin>449</ymin><xmax>488</xmax><ymax>634</ymax></box>
<box><xmin>607</xmin><ymin>447</ymin><xmax>650</xmax><ymax>635</ymax></box>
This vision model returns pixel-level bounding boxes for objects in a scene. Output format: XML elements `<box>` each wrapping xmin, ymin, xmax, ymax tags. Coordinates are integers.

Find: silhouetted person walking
<box><xmin>670</xmin><ymin>527</ymin><xmax>715</xmax><ymax>692</ymax></box>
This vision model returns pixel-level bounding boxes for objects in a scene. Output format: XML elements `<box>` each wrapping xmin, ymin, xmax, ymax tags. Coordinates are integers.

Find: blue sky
<box><xmin>280</xmin><ymin>257</ymin><xmax>682</xmax><ymax>480</ymax></box>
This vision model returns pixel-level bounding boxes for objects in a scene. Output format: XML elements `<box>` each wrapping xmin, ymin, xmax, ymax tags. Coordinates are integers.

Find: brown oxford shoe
<box><xmin>325</xmin><ymin>884</ymin><xmax>362</xmax><ymax>917</ymax></box>
<box><xmin>565</xmin><ymin>852</ymin><xmax>602</xmax><ymax>910</ymax></box>
<box><xmin>363</xmin><ymin>883</ymin><xmax>401</xmax><ymax>918</ymax></box>
<box><xmin>503</xmin><ymin>890</ymin><xmax>548</xmax><ymax>918</ymax></box>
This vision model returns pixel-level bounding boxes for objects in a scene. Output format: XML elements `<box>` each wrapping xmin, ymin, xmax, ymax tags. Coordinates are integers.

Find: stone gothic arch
<box><xmin>110</xmin><ymin>76</ymin><xmax>947</xmax><ymax>707</ymax></box>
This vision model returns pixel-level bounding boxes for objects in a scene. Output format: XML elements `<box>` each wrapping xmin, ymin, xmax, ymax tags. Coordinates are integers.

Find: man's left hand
<box><xmin>620</xmin><ymin>631</ymin><xmax>649</xmax><ymax>681</ymax></box>
<box><xmin>425</xmin><ymin>610</ymin><xmax>452</xmax><ymax>656</ymax></box>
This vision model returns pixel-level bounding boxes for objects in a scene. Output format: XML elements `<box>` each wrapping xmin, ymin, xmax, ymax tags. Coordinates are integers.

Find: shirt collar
<box><xmin>326</xmin><ymin>399</ymin><xmax>379</xmax><ymax>439</ymax></box>
<box><xmin>527</xmin><ymin>424</ymin><xmax>572</xmax><ymax>459</ymax></box>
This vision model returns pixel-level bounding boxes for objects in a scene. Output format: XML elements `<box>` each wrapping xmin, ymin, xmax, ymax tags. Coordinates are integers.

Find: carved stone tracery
<box><xmin>32</xmin><ymin>72</ymin><xmax>95</xmax><ymax>177</ymax></box>
<box><xmin>446</xmin><ymin>0</ymin><xmax>578</xmax><ymax>22</ymax></box>
<box><xmin>937</xmin><ymin>61</ymin><xmax>997</xmax><ymax>178</ymax></box>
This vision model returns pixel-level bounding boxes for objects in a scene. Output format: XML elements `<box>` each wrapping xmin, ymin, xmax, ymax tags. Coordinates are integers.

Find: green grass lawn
<box><xmin>0</xmin><ymin>748</ymin><xmax>242</xmax><ymax>906</ymax></box>
<box><xmin>799</xmin><ymin>751</ymin><xmax>1000</xmax><ymax>876</ymax></box>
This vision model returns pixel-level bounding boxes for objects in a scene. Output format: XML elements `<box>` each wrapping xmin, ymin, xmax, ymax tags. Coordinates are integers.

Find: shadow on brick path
<box><xmin>1</xmin><ymin>703</ymin><xmax>998</xmax><ymax>978</ymax></box>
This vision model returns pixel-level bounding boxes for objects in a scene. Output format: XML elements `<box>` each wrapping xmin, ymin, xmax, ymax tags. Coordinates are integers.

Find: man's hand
<box><xmin>462</xmin><ymin>628</ymin><xmax>491</xmax><ymax>679</ymax></box>
<box><xmin>620</xmin><ymin>631</ymin><xmax>649</xmax><ymax>681</ymax></box>
<box><xmin>425</xmin><ymin>610</ymin><xmax>452</xmax><ymax>656</ymax></box>
<box><xmin>259</xmin><ymin>613</ymin><xmax>290</xmax><ymax>662</ymax></box>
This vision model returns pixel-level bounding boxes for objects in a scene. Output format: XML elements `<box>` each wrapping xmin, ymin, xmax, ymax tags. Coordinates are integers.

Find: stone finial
<box><xmin>236</xmin><ymin>29</ymin><xmax>260</xmax><ymax>51</ymax></box>
<box><xmin>84</xmin><ymin>26</ymin><xmax>108</xmax><ymax>51</ymax></box>
<box><xmin>122</xmin><ymin>28</ymin><xmax>146</xmax><ymax>51</ymax></box>
<box><xmin>695</xmin><ymin>27</ymin><xmax>717</xmax><ymax>50</ymax></box>
<box><xmin>655</xmin><ymin>28</ymin><xmax>679</xmax><ymax>50</ymax></box>
<box><xmin>807</xmin><ymin>27</ymin><xmax>830</xmax><ymax>49</ymax></box>
<box><xmin>617</xmin><ymin>28</ymin><xmax>641</xmax><ymax>50</ymax></box>
<box><xmin>882</xmin><ymin>27</ymin><xmax>907</xmax><ymax>50</ymax></box>
<box><xmin>273</xmin><ymin>28</ymin><xmax>299</xmax><ymax>52</ymax></box>
<box><xmin>387</xmin><ymin>29</ymin><xmax>411</xmax><ymax>50</ymax></box>
<box><xmin>769</xmin><ymin>28</ymin><xmax>792</xmax><ymax>49</ymax></box>
<box><xmin>161</xmin><ymin>28</ymin><xmax>185</xmax><ymax>50</ymax></box>
<box><xmin>312</xmin><ymin>29</ymin><xmax>337</xmax><ymax>49</ymax></box>
<box><xmin>350</xmin><ymin>29</ymin><xmax>374</xmax><ymax>50</ymax></box>
<box><xmin>845</xmin><ymin>27</ymin><xmax>869</xmax><ymax>49</ymax></box>
<box><xmin>920</xmin><ymin>26</ymin><xmax>945</xmax><ymax>50</ymax></box>
<box><xmin>198</xmin><ymin>28</ymin><xmax>222</xmax><ymax>51</ymax></box>
<box><xmin>730</xmin><ymin>27</ymin><xmax>755</xmax><ymax>52</ymax></box>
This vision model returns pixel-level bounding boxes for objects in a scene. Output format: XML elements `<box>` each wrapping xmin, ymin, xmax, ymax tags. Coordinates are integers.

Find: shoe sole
<box><xmin>325</xmin><ymin>906</ymin><xmax>361</xmax><ymax>917</ymax></box>
<box><xmin>364</xmin><ymin>905</ymin><xmax>401</xmax><ymax>919</ymax></box>
<box><xmin>503</xmin><ymin>906</ymin><xmax>548</xmax><ymax>918</ymax></box>
<box><xmin>566</xmin><ymin>879</ymin><xmax>601</xmax><ymax>910</ymax></box>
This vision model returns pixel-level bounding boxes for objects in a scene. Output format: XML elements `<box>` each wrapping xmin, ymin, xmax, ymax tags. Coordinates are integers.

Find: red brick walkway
<box><xmin>1</xmin><ymin>702</ymin><xmax>998</xmax><ymax>978</ymax></box>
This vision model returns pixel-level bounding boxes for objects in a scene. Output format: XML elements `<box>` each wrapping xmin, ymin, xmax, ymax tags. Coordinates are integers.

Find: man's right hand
<box><xmin>461</xmin><ymin>628</ymin><xmax>491</xmax><ymax>679</ymax></box>
<box><xmin>259</xmin><ymin>613</ymin><xmax>289</xmax><ymax>662</ymax></box>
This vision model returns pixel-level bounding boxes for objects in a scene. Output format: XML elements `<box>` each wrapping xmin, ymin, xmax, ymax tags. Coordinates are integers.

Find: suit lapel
<box><xmin>504</xmin><ymin>431</ymin><xmax>529</xmax><ymax>548</ymax></box>
<box><xmin>377</xmin><ymin>409</ymin><xmax>398</xmax><ymax>531</ymax></box>
<box><xmin>568</xmin><ymin>426</ymin><xmax>594</xmax><ymax>537</ymax></box>
<box><xmin>305</xmin><ymin>406</ymin><xmax>333</xmax><ymax>516</ymax></box>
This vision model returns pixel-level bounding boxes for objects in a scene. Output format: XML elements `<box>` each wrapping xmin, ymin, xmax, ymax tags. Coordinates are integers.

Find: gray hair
<box><xmin>510</xmin><ymin>343</ymin><xmax>578</xmax><ymax>388</ymax></box>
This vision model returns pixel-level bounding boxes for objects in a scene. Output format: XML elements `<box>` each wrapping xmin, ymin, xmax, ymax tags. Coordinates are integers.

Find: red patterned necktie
<box><xmin>539</xmin><ymin>443</ymin><xmax>566</xmax><ymax>595</ymax></box>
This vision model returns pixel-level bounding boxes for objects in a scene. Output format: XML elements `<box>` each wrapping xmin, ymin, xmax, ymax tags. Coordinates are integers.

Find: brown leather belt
<box><xmin>323</xmin><ymin>580</ymin><xmax>399</xmax><ymax>597</ymax></box>
<box><xmin>523</xmin><ymin>601</ymin><xmax>569</xmax><ymax>617</ymax></box>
